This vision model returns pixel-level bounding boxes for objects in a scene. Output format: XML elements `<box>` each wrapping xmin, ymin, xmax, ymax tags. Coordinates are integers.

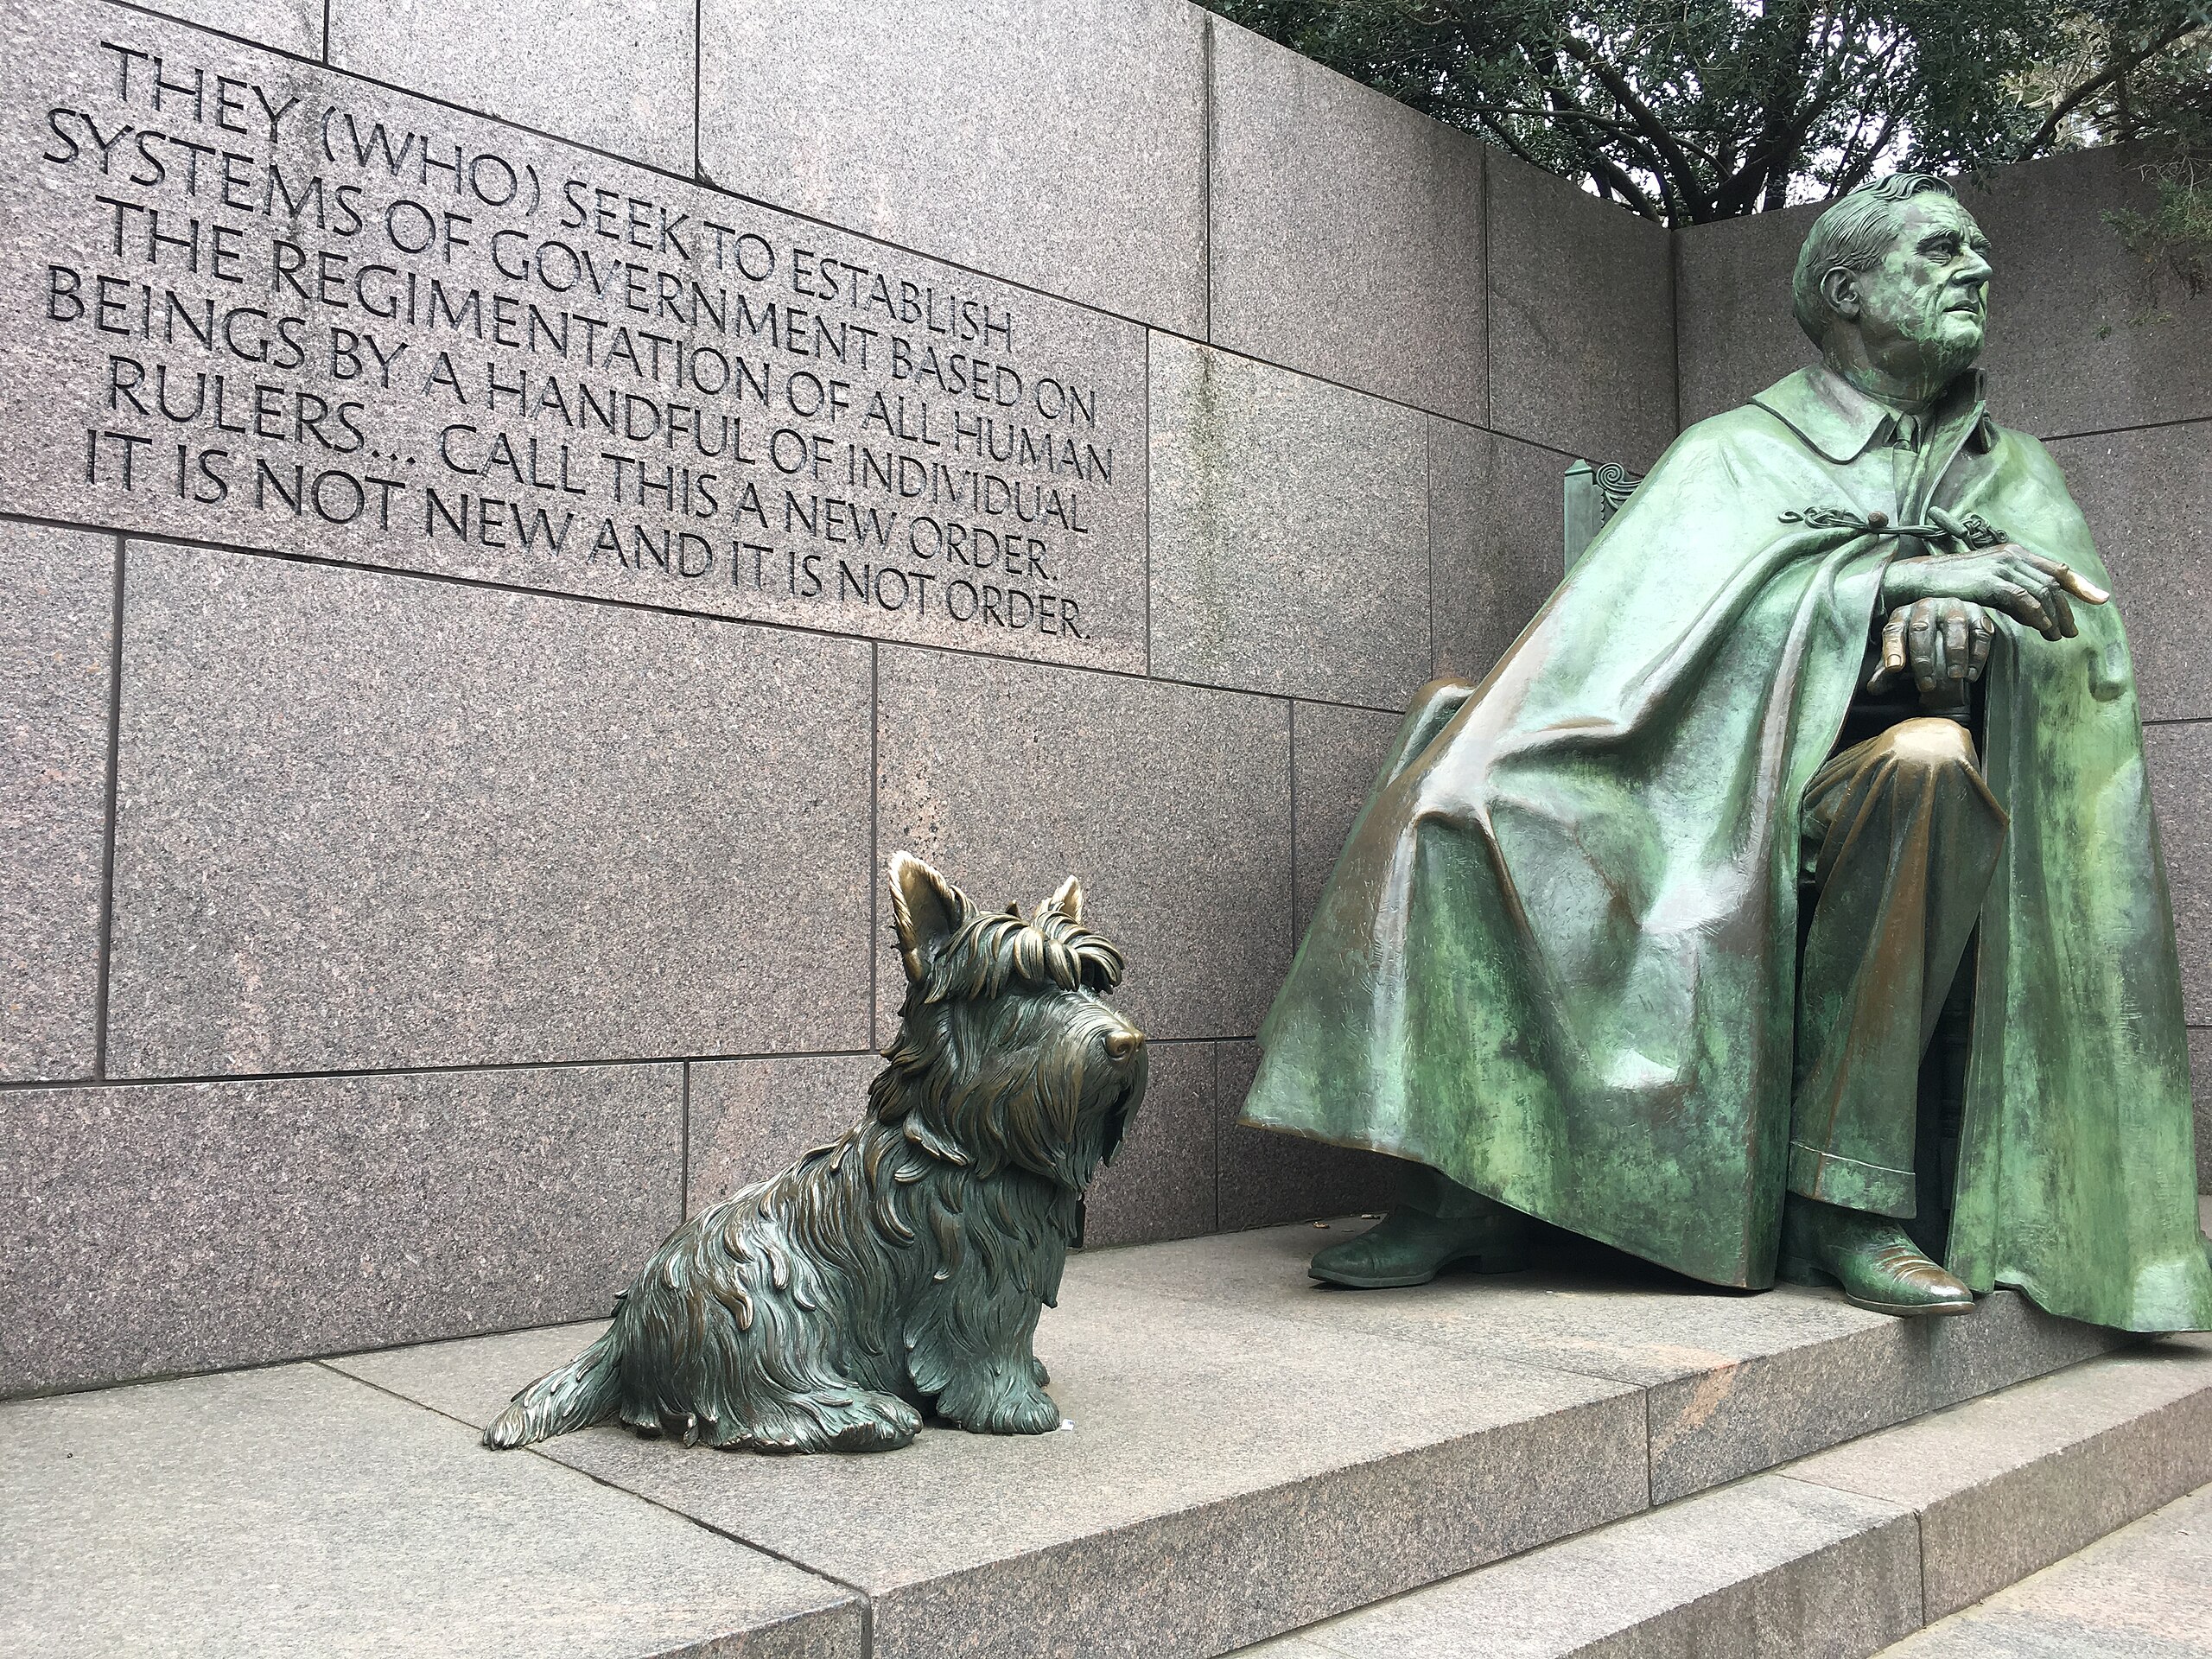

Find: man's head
<box><xmin>1791</xmin><ymin>175</ymin><xmax>1993</xmax><ymax>399</ymax></box>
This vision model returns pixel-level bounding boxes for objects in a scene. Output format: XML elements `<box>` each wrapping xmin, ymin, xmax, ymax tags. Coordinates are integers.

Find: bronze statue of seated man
<box><xmin>1243</xmin><ymin>175</ymin><xmax>2212</xmax><ymax>1332</ymax></box>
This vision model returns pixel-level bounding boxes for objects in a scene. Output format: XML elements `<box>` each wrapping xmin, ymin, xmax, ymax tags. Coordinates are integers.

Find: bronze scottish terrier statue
<box><xmin>484</xmin><ymin>853</ymin><xmax>1147</xmax><ymax>1453</ymax></box>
